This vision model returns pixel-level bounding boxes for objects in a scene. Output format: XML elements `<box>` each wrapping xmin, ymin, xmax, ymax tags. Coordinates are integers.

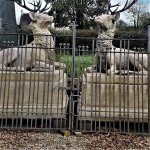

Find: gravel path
<box><xmin>0</xmin><ymin>129</ymin><xmax>149</xmax><ymax>150</ymax></box>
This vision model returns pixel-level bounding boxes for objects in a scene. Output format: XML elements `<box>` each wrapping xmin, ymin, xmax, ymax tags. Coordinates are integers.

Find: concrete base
<box><xmin>0</xmin><ymin>70</ymin><xmax>68</xmax><ymax>119</ymax></box>
<box><xmin>80</xmin><ymin>73</ymin><xmax>148</xmax><ymax>122</ymax></box>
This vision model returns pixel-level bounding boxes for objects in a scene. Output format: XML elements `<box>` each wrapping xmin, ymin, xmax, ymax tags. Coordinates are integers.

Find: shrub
<box><xmin>18</xmin><ymin>26</ymin><xmax>148</xmax><ymax>51</ymax></box>
<box><xmin>52</xmin><ymin>28</ymin><xmax>148</xmax><ymax>51</ymax></box>
<box><xmin>51</xmin><ymin>28</ymin><xmax>98</xmax><ymax>49</ymax></box>
<box><xmin>114</xmin><ymin>30</ymin><xmax>148</xmax><ymax>51</ymax></box>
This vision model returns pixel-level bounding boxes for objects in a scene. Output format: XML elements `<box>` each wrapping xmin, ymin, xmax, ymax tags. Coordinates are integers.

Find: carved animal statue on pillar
<box><xmin>88</xmin><ymin>0</ymin><xmax>148</xmax><ymax>75</ymax></box>
<box><xmin>0</xmin><ymin>0</ymin><xmax>65</xmax><ymax>71</ymax></box>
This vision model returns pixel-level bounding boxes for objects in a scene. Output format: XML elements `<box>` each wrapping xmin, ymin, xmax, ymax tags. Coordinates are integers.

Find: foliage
<box><xmin>16</xmin><ymin>25</ymin><xmax>34</xmax><ymax>45</ymax></box>
<box><xmin>48</xmin><ymin>0</ymin><xmax>110</xmax><ymax>29</ymax></box>
<box><xmin>50</xmin><ymin>28</ymin><xmax>98</xmax><ymax>48</ymax></box>
<box><xmin>116</xmin><ymin>20</ymin><xmax>129</xmax><ymax>31</ymax></box>
<box><xmin>51</xmin><ymin>27</ymin><xmax>148</xmax><ymax>50</ymax></box>
<box><xmin>56</xmin><ymin>54</ymin><xmax>93</xmax><ymax>77</ymax></box>
<box><xmin>114</xmin><ymin>30</ymin><xmax>148</xmax><ymax>50</ymax></box>
<box><xmin>125</xmin><ymin>0</ymin><xmax>149</xmax><ymax>30</ymax></box>
<box><xmin>139</xmin><ymin>12</ymin><xmax>150</xmax><ymax>30</ymax></box>
<box><xmin>76</xmin><ymin>29</ymin><xmax>98</xmax><ymax>37</ymax></box>
<box><xmin>18</xmin><ymin>23</ymin><xmax>148</xmax><ymax>51</ymax></box>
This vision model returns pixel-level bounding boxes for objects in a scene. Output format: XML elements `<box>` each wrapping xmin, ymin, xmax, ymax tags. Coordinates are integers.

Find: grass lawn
<box><xmin>56</xmin><ymin>54</ymin><xmax>94</xmax><ymax>77</ymax></box>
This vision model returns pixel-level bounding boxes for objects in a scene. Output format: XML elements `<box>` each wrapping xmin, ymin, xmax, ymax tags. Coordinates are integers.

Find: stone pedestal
<box><xmin>0</xmin><ymin>70</ymin><xmax>68</xmax><ymax>118</ymax></box>
<box><xmin>80</xmin><ymin>73</ymin><xmax>148</xmax><ymax>122</ymax></box>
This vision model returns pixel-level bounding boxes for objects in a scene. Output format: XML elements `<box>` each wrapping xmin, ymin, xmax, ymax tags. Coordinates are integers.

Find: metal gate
<box><xmin>67</xmin><ymin>23</ymin><xmax>150</xmax><ymax>134</ymax></box>
<box><xmin>0</xmin><ymin>24</ymin><xmax>149</xmax><ymax>135</ymax></box>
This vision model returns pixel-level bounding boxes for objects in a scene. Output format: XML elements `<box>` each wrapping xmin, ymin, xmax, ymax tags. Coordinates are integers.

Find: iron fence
<box><xmin>0</xmin><ymin>25</ymin><xmax>149</xmax><ymax>135</ymax></box>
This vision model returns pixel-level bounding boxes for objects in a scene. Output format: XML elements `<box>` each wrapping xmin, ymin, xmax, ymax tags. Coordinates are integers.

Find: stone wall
<box><xmin>80</xmin><ymin>73</ymin><xmax>148</xmax><ymax>122</ymax></box>
<box><xmin>0</xmin><ymin>70</ymin><xmax>68</xmax><ymax>118</ymax></box>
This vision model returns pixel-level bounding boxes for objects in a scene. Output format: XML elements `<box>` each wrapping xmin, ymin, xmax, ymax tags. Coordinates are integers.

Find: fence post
<box><xmin>69</xmin><ymin>21</ymin><xmax>77</xmax><ymax>131</ymax></box>
<box><xmin>148</xmin><ymin>25</ymin><xmax>150</xmax><ymax>135</ymax></box>
<box><xmin>0</xmin><ymin>18</ymin><xmax>2</xmax><ymax>32</ymax></box>
<box><xmin>71</xmin><ymin>21</ymin><xmax>76</xmax><ymax>86</ymax></box>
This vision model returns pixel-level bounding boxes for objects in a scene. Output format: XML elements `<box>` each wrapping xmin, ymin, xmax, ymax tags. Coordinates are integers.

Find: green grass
<box><xmin>17</xmin><ymin>143</ymin><xmax>26</xmax><ymax>148</ymax></box>
<box><xmin>56</xmin><ymin>54</ymin><xmax>94</xmax><ymax>77</ymax></box>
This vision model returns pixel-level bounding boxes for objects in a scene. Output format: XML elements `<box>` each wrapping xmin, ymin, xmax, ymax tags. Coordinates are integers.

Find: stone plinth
<box><xmin>80</xmin><ymin>73</ymin><xmax>148</xmax><ymax>122</ymax></box>
<box><xmin>0</xmin><ymin>70</ymin><xmax>68</xmax><ymax>118</ymax></box>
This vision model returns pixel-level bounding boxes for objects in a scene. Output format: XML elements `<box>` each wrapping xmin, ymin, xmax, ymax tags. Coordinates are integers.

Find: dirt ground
<box><xmin>0</xmin><ymin>129</ymin><xmax>149</xmax><ymax>150</ymax></box>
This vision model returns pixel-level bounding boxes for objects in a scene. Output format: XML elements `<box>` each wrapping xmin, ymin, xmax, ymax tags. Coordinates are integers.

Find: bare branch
<box><xmin>28</xmin><ymin>0</ymin><xmax>42</xmax><ymax>12</ymax></box>
<box><xmin>39</xmin><ymin>1</ymin><xmax>51</xmax><ymax>13</ymax></box>
<box><xmin>108</xmin><ymin>2</ymin><xmax>120</xmax><ymax>14</ymax></box>
<box><xmin>14</xmin><ymin>0</ymin><xmax>50</xmax><ymax>13</ymax></box>
<box><xmin>109</xmin><ymin>0</ymin><xmax>138</xmax><ymax>14</ymax></box>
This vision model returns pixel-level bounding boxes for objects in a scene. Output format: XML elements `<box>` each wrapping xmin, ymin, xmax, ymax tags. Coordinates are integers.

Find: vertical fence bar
<box><xmin>148</xmin><ymin>26</ymin><xmax>150</xmax><ymax>134</ymax></box>
<box><xmin>69</xmin><ymin>21</ymin><xmax>77</xmax><ymax>131</ymax></box>
<box><xmin>0</xmin><ymin>18</ymin><xmax>2</xmax><ymax>33</ymax></box>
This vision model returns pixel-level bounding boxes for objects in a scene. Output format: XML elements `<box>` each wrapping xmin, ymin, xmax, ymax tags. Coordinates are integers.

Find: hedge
<box><xmin>18</xmin><ymin>27</ymin><xmax>148</xmax><ymax>50</ymax></box>
<box><xmin>52</xmin><ymin>29</ymin><xmax>148</xmax><ymax>51</ymax></box>
<box><xmin>113</xmin><ymin>30</ymin><xmax>148</xmax><ymax>51</ymax></box>
<box><xmin>50</xmin><ymin>28</ymin><xmax>98</xmax><ymax>49</ymax></box>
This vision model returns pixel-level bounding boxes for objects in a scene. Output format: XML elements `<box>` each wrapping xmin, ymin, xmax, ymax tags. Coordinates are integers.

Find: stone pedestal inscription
<box><xmin>0</xmin><ymin>70</ymin><xmax>68</xmax><ymax>118</ymax></box>
<box><xmin>80</xmin><ymin>73</ymin><xmax>148</xmax><ymax>122</ymax></box>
